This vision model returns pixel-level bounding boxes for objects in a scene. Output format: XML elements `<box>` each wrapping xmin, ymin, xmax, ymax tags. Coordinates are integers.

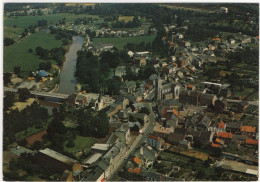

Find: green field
<box><xmin>4</xmin><ymin>30</ymin><xmax>63</xmax><ymax>73</ymax></box>
<box><xmin>64</xmin><ymin>136</ymin><xmax>97</xmax><ymax>152</ymax></box>
<box><xmin>4</xmin><ymin>13</ymin><xmax>101</xmax><ymax>28</ymax></box>
<box><xmin>93</xmin><ymin>35</ymin><xmax>156</xmax><ymax>50</ymax></box>
<box><xmin>4</xmin><ymin>13</ymin><xmax>102</xmax><ymax>40</ymax></box>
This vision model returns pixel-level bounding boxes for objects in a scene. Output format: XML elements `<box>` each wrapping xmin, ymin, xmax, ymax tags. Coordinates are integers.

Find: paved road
<box><xmin>106</xmin><ymin>102</ymin><xmax>156</xmax><ymax>181</ymax></box>
<box><xmin>226</xmin><ymin>99</ymin><xmax>258</xmax><ymax>106</ymax></box>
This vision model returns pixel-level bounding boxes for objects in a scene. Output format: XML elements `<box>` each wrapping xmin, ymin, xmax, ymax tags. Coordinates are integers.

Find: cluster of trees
<box><xmin>3</xmin><ymin>101</ymin><xmax>49</xmax><ymax>149</ymax></box>
<box><xmin>77</xmin><ymin>108</ymin><xmax>109</xmax><ymax>138</ymax></box>
<box><xmin>123</xmin><ymin>41</ymin><xmax>152</xmax><ymax>52</ymax></box>
<box><xmin>49</xmin><ymin>26</ymin><xmax>77</xmax><ymax>41</ymax></box>
<box><xmin>112</xmin><ymin>15</ymin><xmax>141</xmax><ymax>28</ymax></box>
<box><xmin>74</xmin><ymin>17</ymin><xmax>93</xmax><ymax>25</ymax></box>
<box><xmin>19</xmin><ymin>25</ymin><xmax>36</xmax><ymax>39</ymax></box>
<box><xmin>39</xmin><ymin>61</ymin><xmax>52</xmax><ymax>71</ymax></box>
<box><xmin>4</xmin><ymin>37</ymin><xmax>15</xmax><ymax>46</ymax></box>
<box><xmin>75</xmin><ymin>50</ymin><xmax>128</xmax><ymax>94</ymax></box>
<box><xmin>85</xmin><ymin>29</ymin><xmax>96</xmax><ymax>40</ymax></box>
<box><xmin>7</xmin><ymin>153</ymin><xmax>56</xmax><ymax>181</ymax></box>
<box><xmin>35</xmin><ymin>46</ymin><xmax>66</xmax><ymax>66</ymax></box>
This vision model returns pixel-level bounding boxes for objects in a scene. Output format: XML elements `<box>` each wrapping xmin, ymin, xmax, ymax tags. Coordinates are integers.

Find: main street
<box><xmin>226</xmin><ymin>99</ymin><xmax>259</xmax><ymax>106</ymax></box>
<box><xmin>106</xmin><ymin>102</ymin><xmax>156</xmax><ymax>181</ymax></box>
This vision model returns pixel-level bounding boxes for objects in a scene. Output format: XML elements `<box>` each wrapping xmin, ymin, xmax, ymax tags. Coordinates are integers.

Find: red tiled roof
<box><xmin>172</xmin><ymin>108</ymin><xmax>179</xmax><ymax>116</ymax></box>
<box><xmin>241</xmin><ymin>126</ymin><xmax>256</xmax><ymax>133</ymax></box>
<box><xmin>148</xmin><ymin>135</ymin><xmax>160</xmax><ymax>141</ymax></box>
<box><xmin>187</xmin><ymin>84</ymin><xmax>193</xmax><ymax>89</ymax></box>
<box><xmin>217</xmin><ymin>132</ymin><xmax>232</xmax><ymax>139</ymax></box>
<box><xmin>133</xmin><ymin>156</ymin><xmax>142</xmax><ymax>165</ymax></box>
<box><xmin>134</xmin><ymin>168</ymin><xmax>141</xmax><ymax>174</ymax></box>
<box><xmin>245</xmin><ymin>139</ymin><xmax>258</xmax><ymax>145</ymax></box>
<box><xmin>128</xmin><ymin>168</ymin><xmax>134</xmax><ymax>173</ymax></box>
<box><xmin>212</xmin><ymin>143</ymin><xmax>221</xmax><ymax>148</ymax></box>
<box><xmin>215</xmin><ymin>138</ymin><xmax>222</xmax><ymax>144</ymax></box>
<box><xmin>213</xmin><ymin>38</ymin><xmax>220</xmax><ymax>41</ymax></box>
<box><xmin>163</xmin><ymin>142</ymin><xmax>171</xmax><ymax>146</ymax></box>
<box><xmin>218</xmin><ymin>120</ymin><xmax>225</xmax><ymax>129</ymax></box>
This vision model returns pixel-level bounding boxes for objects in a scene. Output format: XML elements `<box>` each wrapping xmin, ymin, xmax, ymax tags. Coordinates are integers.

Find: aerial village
<box><xmin>3</xmin><ymin>3</ymin><xmax>259</xmax><ymax>182</ymax></box>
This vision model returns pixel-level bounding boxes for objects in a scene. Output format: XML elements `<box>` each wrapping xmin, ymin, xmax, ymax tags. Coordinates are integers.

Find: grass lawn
<box><xmin>15</xmin><ymin>126</ymin><xmax>46</xmax><ymax>140</ymax></box>
<box><xmin>93</xmin><ymin>35</ymin><xmax>156</xmax><ymax>50</ymax></box>
<box><xmin>64</xmin><ymin>136</ymin><xmax>97</xmax><ymax>152</ymax></box>
<box><xmin>4</xmin><ymin>30</ymin><xmax>63</xmax><ymax>73</ymax></box>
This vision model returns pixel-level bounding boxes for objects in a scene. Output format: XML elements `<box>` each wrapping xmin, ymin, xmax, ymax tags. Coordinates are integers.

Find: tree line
<box><xmin>75</xmin><ymin>50</ymin><xmax>130</xmax><ymax>94</ymax></box>
<box><xmin>35</xmin><ymin>46</ymin><xmax>66</xmax><ymax>66</ymax></box>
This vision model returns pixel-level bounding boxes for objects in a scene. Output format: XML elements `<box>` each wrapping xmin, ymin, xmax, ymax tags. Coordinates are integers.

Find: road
<box><xmin>226</xmin><ymin>99</ymin><xmax>259</xmax><ymax>106</ymax></box>
<box><xmin>106</xmin><ymin>102</ymin><xmax>156</xmax><ymax>181</ymax></box>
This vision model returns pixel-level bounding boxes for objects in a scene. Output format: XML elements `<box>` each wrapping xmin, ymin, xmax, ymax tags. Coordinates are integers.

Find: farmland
<box><xmin>4</xmin><ymin>30</ymin><xmax>63</xmax><ymax>73</ymax></box>
<box><xmin>4</xmin><ymin>13</ymin><xmax>102</xmax><ymax>40</ymax></box>
<box><xmin>118</xmin><ymin>16</ymin><xmax>134</xmax><ymax>22</ymax></box>
<box><xmin>93</xmin><ymin>35</ymin><xmax>156</xmax><ymax>50</ymax></box>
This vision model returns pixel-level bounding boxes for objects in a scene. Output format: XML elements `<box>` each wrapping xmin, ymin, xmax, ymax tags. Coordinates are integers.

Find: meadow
<box><xmin>64</xmin><ymin>136</ymin><xmax>97</xmax><ymax>152</ymax></box>
<box><xmin>4</xmin><ymin>13</ymin><xmax>102</xmax><ymax>40</ymax></box>
<box><xmin>4</xmin><ymin>30</ymin><xmax>63</xmax><ymax>73</ymax></box>
<box><xmin>93</xmin><ymin>35</ymin><xmax>156</xmax><ymax>50</ymax></box>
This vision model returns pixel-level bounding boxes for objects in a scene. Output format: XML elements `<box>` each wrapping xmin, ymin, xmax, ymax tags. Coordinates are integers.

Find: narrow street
<box><xmin>106</xmin><ymin>102</ymin><xmax>156</xmax><ymax>181</ymax></box>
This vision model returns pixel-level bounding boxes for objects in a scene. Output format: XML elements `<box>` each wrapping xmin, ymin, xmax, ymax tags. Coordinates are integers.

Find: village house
<box><xmin>35</xmin><ymin>148</ymin><xmax>83</xmax><ymax>179</ymax></box>
<box><xmin>217</xmin><ymin>132</ymin><xmax>232</xmax><ymax>145</ymax></box>
<box><xmin>179</xmin><ymin>90</ymin><xmax>201</xmax><ymax>106</ymax></box>
<box><xmin>146</xmin><ymin>135</ymin><xmax>164</xmax><ymax>151</ymax></box>
<box><xmin>115</xmin><ymin>66</ymin><xmax>126</xmax><ymax>77</ymax></box>
<box><xmin>241</xmin><ymin>126</ymin><xmax>256</xmax><ymax>138</ymax></box>
<box><xmin>237</xmin><ymin>100</ymin><xmax>249</xmax><ymax>112</ymax></box>
<box><xmin>167</xmin><ymin>133</ymin><xmax>185</xmax><ymax>146</ymax></box>
<box><xmin>226</xmin><ymin>122</ymin><xmax>241</xmax><ymax>134</ymax></box>
<box><xmin>153</xmin><ymin>125</ymin><xmax>174</xmax><ymax>140</ymax></box>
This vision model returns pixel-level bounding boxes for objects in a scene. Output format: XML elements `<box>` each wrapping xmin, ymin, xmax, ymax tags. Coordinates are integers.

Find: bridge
<box><xmin>4</xmin><ymin>87</ymin><xmax>69</xmax><ymax>100</ymax></box>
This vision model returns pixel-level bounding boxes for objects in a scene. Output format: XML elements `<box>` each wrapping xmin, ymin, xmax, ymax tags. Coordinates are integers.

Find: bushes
<box><xmin>4</xmin><ymin>37</ymin><xmax>14</xmax><ymax>46</ymax></box>
<box><xmin>66</xmin><ymin>139</ymin><xmax>75</xmax><ymax>148</ymax></box>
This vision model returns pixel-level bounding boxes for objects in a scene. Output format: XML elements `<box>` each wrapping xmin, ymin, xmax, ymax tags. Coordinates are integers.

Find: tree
<box><xmin>4</xmin><ymin>92</ymin><xmax>15</xmax><ymax>111</ymax></box>
<box><xmin>13</xmin><ymin>66</ymin><xmax>21</xmax><ymax>75</ymax></box>
<box><xmin>197</xmin><ymin>169</ymin><xmax>206</xmax><ymax>179</ymax></box>
<box><xmin>4</xmin><ymin>37</ymin><xmax>14</xmax><ymax>46</ymax></box>
<box><xmin>32</xmin><ymin>141</ymin><xmax>43</xmax><ymax>150</ymax></box>
<box><xmin>193</xmin><ymin>138</ymin><xmax>202</xmax><ymax>148</ymax></box>
<box><xmin>28</xmin><ymin>48</ymin><xmax>33</xmax><ymax>53</ymax></box>
<box><xmin>66</xmin><ymin>139</ymin><xmax>75</xmax><ymax>148</ymax></box>
<box><xmin>3</xmin><ymin>72</ymin><xmax>12</xmax><ymax>86</ymax></box>
<box><xmin>62</xmin><ymin>38</ymin><xmax>69</xmax><ymax>45</ymax></box>
<box><xmin>18</xmin><ymin>88</ymin><xmax>31</xmax><ymax>101</ymax></box>
<box><xmin>139</xmin><ymin>107</ymin><xmax>150</xmax><ymax>115</ymax></box>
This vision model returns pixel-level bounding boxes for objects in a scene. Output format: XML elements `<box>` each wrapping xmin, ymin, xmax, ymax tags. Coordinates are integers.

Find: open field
<box><xmin>93</xmin><ymin>35</ymin><xmax>156</xmax><ymax>50</ymax></box>
<box><xmin>4</xmin><ymin>30</ymin><xmax>63</xmax><ymax>73</ymax></box>
<box><xmin>159</xmin><ymin>4</ymin><xmax>213</xmax><ymax>13</ymax></box>
<box><xmin>64</xmin><ymin>136</ymin><xmax>97</xmax><ymax>152</ymax></box>
<box><xmin>15</xmin><ymin>125</ymin><xmax>46</xmax><ymax>140</ymax></box>
<box><xmin>118</xmin><ymin>16</ymin><xmax>134</xmax><ymax>22</ymax></box>
<box><xmin>4</xmin><ymin>26</ymin><xmax>24</xmax><ymax>41</ymax></box>
<box><xmin>4</xmin><ymin>13</ymin><xmax>101</xmax><ymax>28</ymax></box>
<box><xmin>26</xmin><ymin>130</ymin><xmax>47</xmax><ymax>146</ymax></box>
<box><xmin>9</xmin><ymin>98</ymin><xmax>36</xmax><ymax>112</ymax></box>
<box><xmin>4</xmin><ymin>13</ymin><xmax>102</xmax><ymax>39</ymax></box>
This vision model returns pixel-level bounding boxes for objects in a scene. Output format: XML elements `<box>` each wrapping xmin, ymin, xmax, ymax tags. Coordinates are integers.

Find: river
<box><xmin>56</xmin><ymin>36</ymin><xmax>84</xmax><ymax>94</ymax></box>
